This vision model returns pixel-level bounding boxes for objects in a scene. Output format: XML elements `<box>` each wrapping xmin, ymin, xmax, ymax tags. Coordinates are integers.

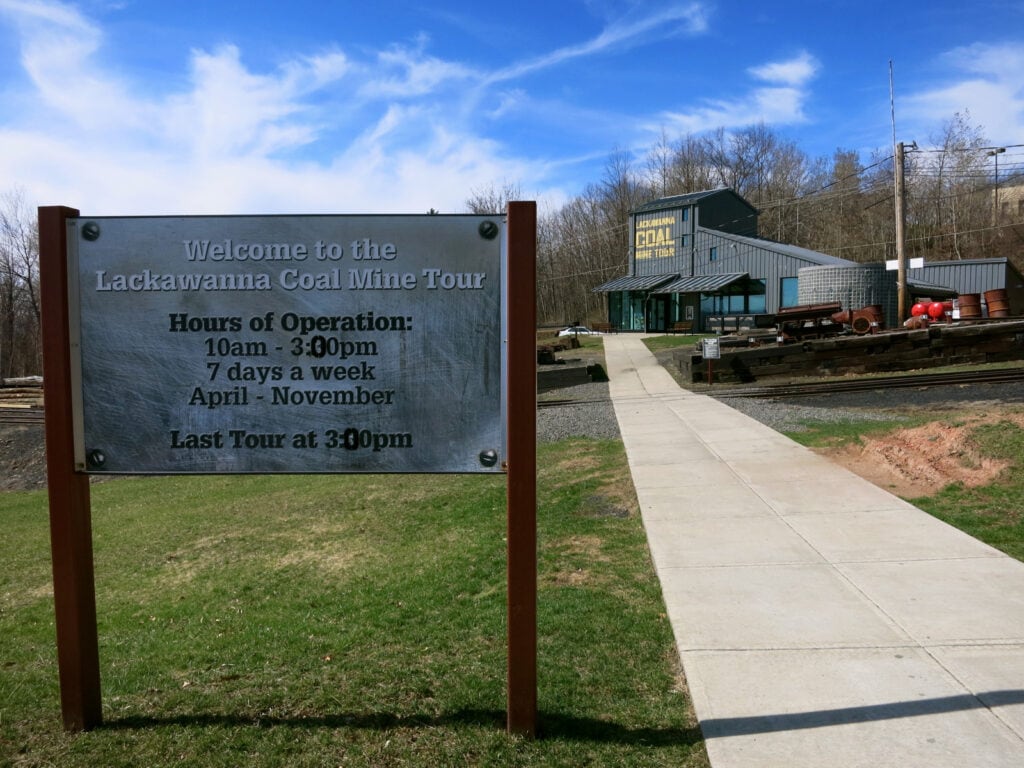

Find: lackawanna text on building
<box><xmin>593</xmin><ymin>189</ymin><xmax>1024</xmax><ymax>333</ymax></box>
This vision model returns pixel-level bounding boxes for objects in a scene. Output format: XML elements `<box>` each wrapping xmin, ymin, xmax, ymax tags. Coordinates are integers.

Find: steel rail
<box><xmin>712</xmin><ymin>367</ymin><xmax>1024</xmax><ymax>399</ymax></box>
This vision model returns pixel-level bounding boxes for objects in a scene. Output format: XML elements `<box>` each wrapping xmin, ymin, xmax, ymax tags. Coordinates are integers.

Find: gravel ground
<box><xmin>723</xmin><ymin>379</ymin><xmax>1024</xmax><ymax>432</ymax></box>
<box><xmin>537</xmin><ymin>379</ymin><xmax>621</xmax><ymax>442</ymax></box>
<box><xmin>9</xmin><ymin>361</ymin><xmax>1024</xmax><ymax>490</ymax></box>
<box><xmin>535</xmin><ymin>360</ymin><xmax>1024</xmax><ymax>442</ymax></box>
<box><xmin>533</xmin><ymin>370</ymin><xmax>906</xmax><ymax>443</ymax></box>
<box><xmin>716</xmin><ymin>397</ymin><xmax>906</xmax><ymax>433</ymax></box>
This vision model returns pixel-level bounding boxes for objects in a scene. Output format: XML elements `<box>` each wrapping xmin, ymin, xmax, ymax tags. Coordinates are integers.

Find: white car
<box><xmin>557</xmin><ymin>326</ymin><xmax>603</xmax><ymax>336</ymax></box>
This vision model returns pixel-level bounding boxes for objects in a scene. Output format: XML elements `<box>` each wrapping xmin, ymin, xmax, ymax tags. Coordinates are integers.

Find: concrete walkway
<box><xmin>603</xmin><ymin>334</ymin><xmax>1024</xmax><ymax>767</ymax></box>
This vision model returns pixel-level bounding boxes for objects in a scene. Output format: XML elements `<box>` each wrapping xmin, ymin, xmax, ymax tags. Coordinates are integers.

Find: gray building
<box><xmin>594</xmin><ymin>189</ymin><xmax>857</xmax><ymax>332</ymax></box>
<box><xmin>909</xmin><ymin>258</ymin><xmax>1024</xmax><ymax>314</ymax></box>
<box><xmin>595</xmin><ymin>189</ymin><xmax>1023</xmax><ymax>332</ymax></box>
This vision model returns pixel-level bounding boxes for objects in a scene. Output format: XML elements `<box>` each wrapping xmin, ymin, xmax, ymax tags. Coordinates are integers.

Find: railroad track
<box><xmin>712</xmin><ymin>367</ymin><xmax>1024</xmax><ymax>399</ymax></box>
<box><xmin>6</xmin><ymin>368</ymin><xmax>1023</xmax><ymax>421</ymax></box>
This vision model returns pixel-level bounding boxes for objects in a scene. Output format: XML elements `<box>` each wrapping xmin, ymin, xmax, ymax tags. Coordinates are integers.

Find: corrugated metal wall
<box><xmin>909</xmin><ymin>261</ymin><xmax>1006</xmax><ymax>295</ymax></box>
<box><xmin>694</xmin><ymin>195</ymin><xmax>758</xmax><ymax>236</ymax></box>
<box><xmin>909</xmin><ymin>259</ymin><xmax>1024</xmax><ymax>315</ymax></box>
<box><xmin>693</xmin><ymin>230</ymin><xmax>832</xmax><ymax>315</ymax></box>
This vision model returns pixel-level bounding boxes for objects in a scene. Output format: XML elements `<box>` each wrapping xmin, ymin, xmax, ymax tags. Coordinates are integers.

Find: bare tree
<box><xmin>0</xmin><ymin>189</ymin><xmax>41</xmax><ymax>378</ymax></box>
<box><xmin>518</xmin><ymin>110</ymin><xmax>1007</xmax><ymax>327</ymax></box>
<box><xmin>907</xmin><ymin>111</ymin><xmax>989</xmax><ymax>261</ymax></box>
<box><xmin>464</xmin><ymin>182</ymin><xmax>524</xmax><ymax>215</ymax></box>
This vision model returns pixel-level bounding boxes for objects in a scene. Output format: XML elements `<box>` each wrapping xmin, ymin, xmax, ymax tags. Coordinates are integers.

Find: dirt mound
<box><xmin>817</xmin><ymin>413</ymin><xmax>1022</xmax><ymax>499</ymax></box>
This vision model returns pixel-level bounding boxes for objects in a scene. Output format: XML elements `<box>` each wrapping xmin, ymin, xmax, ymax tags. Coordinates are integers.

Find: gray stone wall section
<box><xmin>798</xmin><ymin>264</ymin><xmax>898</xmax><ymax>328</ymax></box>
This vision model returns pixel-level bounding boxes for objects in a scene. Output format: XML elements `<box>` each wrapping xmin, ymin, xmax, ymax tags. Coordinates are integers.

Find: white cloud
<box><xmin>651</xmin><ymin>50</ymin><xmax>819</xmax><ymax>136</ymax></box>
<box><xmin>904</xmin><ymin>42</ymin><xmax>1024</xmax><ymax>145</ymax></box>
<box><xmin>0</xmin><ymin>0</ymin><xmax>715</xmax><ymax>214</ymax></box>
<box><xmin>0</xmin><ymin>0</ymin><xmax>541</xmax><ymax>213</ymax></box>
<box><xmin>486</xmin><ymin>2</ymin><xmax>709</xmax><ymax>85</ymax></box>
<box><xmin>748</xmin><ymin>50</ymin><xmax>820</xmax><ymax>87</ymax></box>
<box><xmin>361</xmin><ymin>38</ymin><xmax>473</xmax><ymax>98</ymax></box>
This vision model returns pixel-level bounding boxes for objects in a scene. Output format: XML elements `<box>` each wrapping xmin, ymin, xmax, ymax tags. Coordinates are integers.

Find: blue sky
<box><xmin>0</xmin><ymin>0</ymin><xmax>1021</xmax><ymax>215</ymax></box>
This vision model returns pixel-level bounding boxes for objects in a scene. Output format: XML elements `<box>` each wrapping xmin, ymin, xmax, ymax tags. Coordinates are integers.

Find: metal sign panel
<box><xmin>67</xmin><ymin>215</ymin><xmax>505</xmax><ymax>474</ymax></box>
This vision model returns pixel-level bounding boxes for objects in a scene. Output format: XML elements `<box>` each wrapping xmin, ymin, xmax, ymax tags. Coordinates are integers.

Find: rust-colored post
<box><xmin>505</xmin><ymin>201</ymin><xmax>537</xmax><ymax>737</ymax></box>
<box><xmin>38</xmin><ymin>206</ymin><xmax>103</xmax><ymax>731</ymax></box>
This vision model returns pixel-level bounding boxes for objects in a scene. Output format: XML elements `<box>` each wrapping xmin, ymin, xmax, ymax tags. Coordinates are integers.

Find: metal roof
<box><xmin>592</xmin><ymin>273</ymin><xmax>679</xmax><ymax>292</ymax></box>
<box><xmin>906</xmin><ymin>279</ymin><xmax>959</xmax><ymax>298</ymax></box>
<box><xmin>633</xmin><ymin>188</ymin><xmax>758</xmax><ymax>215</ymax></box>
<box><xmin>703</xmin><ymin>229</ymin><xmax>856</xmax><ymax>267</ymax></box>
<box><xmin>660</xmin><ymin>273</ymin><xmax>749</xmax><ymax>293</ymax></box>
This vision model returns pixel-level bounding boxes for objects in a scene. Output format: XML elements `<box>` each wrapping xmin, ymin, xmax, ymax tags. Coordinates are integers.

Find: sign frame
<box><xmin>65</xmin><ymin>214</ymin><xmax>506</xmax><ymax>476</ymax></box>
<box><xmin>40</xmin><ymin>203</ymin><xmax>538</xmax><ymax>737</ymax></box>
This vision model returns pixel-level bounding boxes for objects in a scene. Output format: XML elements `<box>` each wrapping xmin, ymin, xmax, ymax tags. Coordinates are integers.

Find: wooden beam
<box><xmin>505</xmin><ymin>201</ymin><xmax>537</xmax><ymax>738</ymax></box>
<box><xmin>38</xmin><ymin>206</ymin><xmax>103</xmax><ymax>731</ymax></box>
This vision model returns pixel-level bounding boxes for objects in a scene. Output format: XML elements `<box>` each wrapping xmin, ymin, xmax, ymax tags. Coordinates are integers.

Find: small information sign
<box><xmin>67</xmin><ymin>215</ymin><xmax>505</xmax><ymax>474</ymax></box>
<box><xmin>702</xmin><ymin>337</ymin><xmax>720</xmax><ymax>359</ymax></box>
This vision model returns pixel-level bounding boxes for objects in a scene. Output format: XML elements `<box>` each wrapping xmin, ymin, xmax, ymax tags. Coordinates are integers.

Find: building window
<box><xmin>699</xmin><ymin>279</ymin><xmax>767</xmax><ymax>315</ymax></box>
<box><xmin>709</xmin><ymin>246</ymin><xmax>718</xmax><ymax>262</ymax></box>
<box><xmin>748</xmin><ymin>280</ymin><xmax>767</xmax><ymax>313</ymax></box>
<box><xmin>780</xmin><ymin>277</ymin><xmax>799</xmax><ymax>308</ymax></box>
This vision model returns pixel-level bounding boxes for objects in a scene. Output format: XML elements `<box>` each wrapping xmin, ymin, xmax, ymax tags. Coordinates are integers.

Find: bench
<box><xmin>591</xmin><ymin>322</ymin><xmax>615</xmax><ymax>334</ymax></box>
<box><xmin>670</xmin><ymin>321</ymin><xmax>694</xmax><ymax>334</ymax></box>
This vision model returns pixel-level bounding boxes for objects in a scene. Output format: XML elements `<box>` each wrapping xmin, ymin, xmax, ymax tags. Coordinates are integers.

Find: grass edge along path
<box><xmin>784</xmin><ymin>409</ymin><xmax>1024</xmax><ymax>563</ymax></box>
<box><xmin>0</xmin><ymin>438</ymin><xmax>709</xmax><ymax>768</ymax></box>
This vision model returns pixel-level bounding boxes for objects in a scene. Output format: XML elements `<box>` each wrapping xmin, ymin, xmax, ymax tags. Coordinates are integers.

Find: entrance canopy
<box><xmin>594</xmin><ymin>272</ymin><xmax>750</xmax><ymax>294</ymax></box>
<box><xmin>660</xmin><ymin>273</ymin><xmax>748</xmax><ymax>293</ymax></box>
<box><xmin>593</xmin><ymin>273</ymin><xmax>678</xmax><ymax>292</ymax></box>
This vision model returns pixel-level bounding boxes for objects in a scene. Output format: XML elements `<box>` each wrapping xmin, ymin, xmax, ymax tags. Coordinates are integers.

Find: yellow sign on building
<box><xmin>633</xmin><ymin>213</ymin><xmax>680</xmax><ymax>260</ymax></box>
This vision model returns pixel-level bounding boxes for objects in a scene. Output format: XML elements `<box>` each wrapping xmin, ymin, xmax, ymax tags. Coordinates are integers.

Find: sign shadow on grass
<box><xmin>101</xmin><ymin>708</ymin><xmax>703</xmax><ymax>746</ymax></box>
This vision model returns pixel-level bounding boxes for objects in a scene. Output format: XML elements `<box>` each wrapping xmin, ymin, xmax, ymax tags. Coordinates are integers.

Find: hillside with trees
<box><xmin>467</xmin><ymin>112</ymin><xmax>1022</xmax><ymax>326</ymax></box>
<box><xmin>2</xmin><ymin>113</ymin><xmax>1021</xmax><ymax>377</ymax></box>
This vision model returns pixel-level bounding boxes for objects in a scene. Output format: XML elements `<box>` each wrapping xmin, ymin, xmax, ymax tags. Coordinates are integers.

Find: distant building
<box><xmin>594</xmin><ymin>189</ymin><xmax>1023</xmax><ymax>332</ymax></box>
<box><xmin>594</xmin><ymin>189</ymin><xmax>856</xmax><ymax>332</ymax></box>
<box><xmin>995</xmin><ymin>177</ymin><xmax>1024</xmax><ymax>223</ymax></box>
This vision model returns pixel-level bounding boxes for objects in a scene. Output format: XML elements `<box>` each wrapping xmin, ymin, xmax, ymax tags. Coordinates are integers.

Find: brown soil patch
<box><xmin>815</xmin><ymin>412</ymin><xmax>1024</xmax><ymax>499</ymax></box>
<box><xmin>545</xmin><ymin>534</ymin><xmax>607</xmax><ymax>587</ymax></box>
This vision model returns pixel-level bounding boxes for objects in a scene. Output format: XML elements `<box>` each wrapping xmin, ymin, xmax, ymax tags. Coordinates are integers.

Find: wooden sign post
<box><xmin>38</xmin><ymin>203</ymin><xmax>538</xmax><ymax>738</ymax></box>
<box><xmin>505</xmin><ymin>201</ymin><xmax>537</xmax><ymax>737</ymax></box>
<box><xmin>39</xmin><ymin>205</ymin><xmax>103</xmax><ymax>731</ymax></box>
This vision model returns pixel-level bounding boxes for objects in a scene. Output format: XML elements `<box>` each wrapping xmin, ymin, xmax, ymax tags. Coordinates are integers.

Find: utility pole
<box><xmin>894</xmin><ymin>141</ymin><xmax>908</xmax><ymax>322</ymax></box>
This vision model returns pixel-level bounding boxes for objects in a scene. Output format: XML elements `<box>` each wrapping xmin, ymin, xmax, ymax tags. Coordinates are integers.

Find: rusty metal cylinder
<box><xmin>984</xmin><ymin>289</ymin><xmax>1011</xmax><ymax>317</ymax></box>
<box><xmin>958</xmin><ymin>293</ymin><xmax>982</xmax><ymax>318</ymax></box>
<box><xmin>863</xmin><ymin>304</ymin><xmax>885</xmax><ymax>330</ymax></box>
<box><xmin>849</xmin><ymin>305</ymin><xmax>884</xmax><ymax>334</ymax></box>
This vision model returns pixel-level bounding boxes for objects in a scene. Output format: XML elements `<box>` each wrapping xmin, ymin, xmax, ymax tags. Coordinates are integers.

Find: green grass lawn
<box><xmin>912</xmin><ymin>416</ymin><xmax>1024</xmax><ymax>562</ymax></box>
<box><xmin>641</xmin><ymin>335</ymin><xmax>707</xmax><ymax>353</ymax></box>
<box><xmin>0</xmin><ymin>439</ymin><xmax>708</xmax><ymax>768</ymax></box>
